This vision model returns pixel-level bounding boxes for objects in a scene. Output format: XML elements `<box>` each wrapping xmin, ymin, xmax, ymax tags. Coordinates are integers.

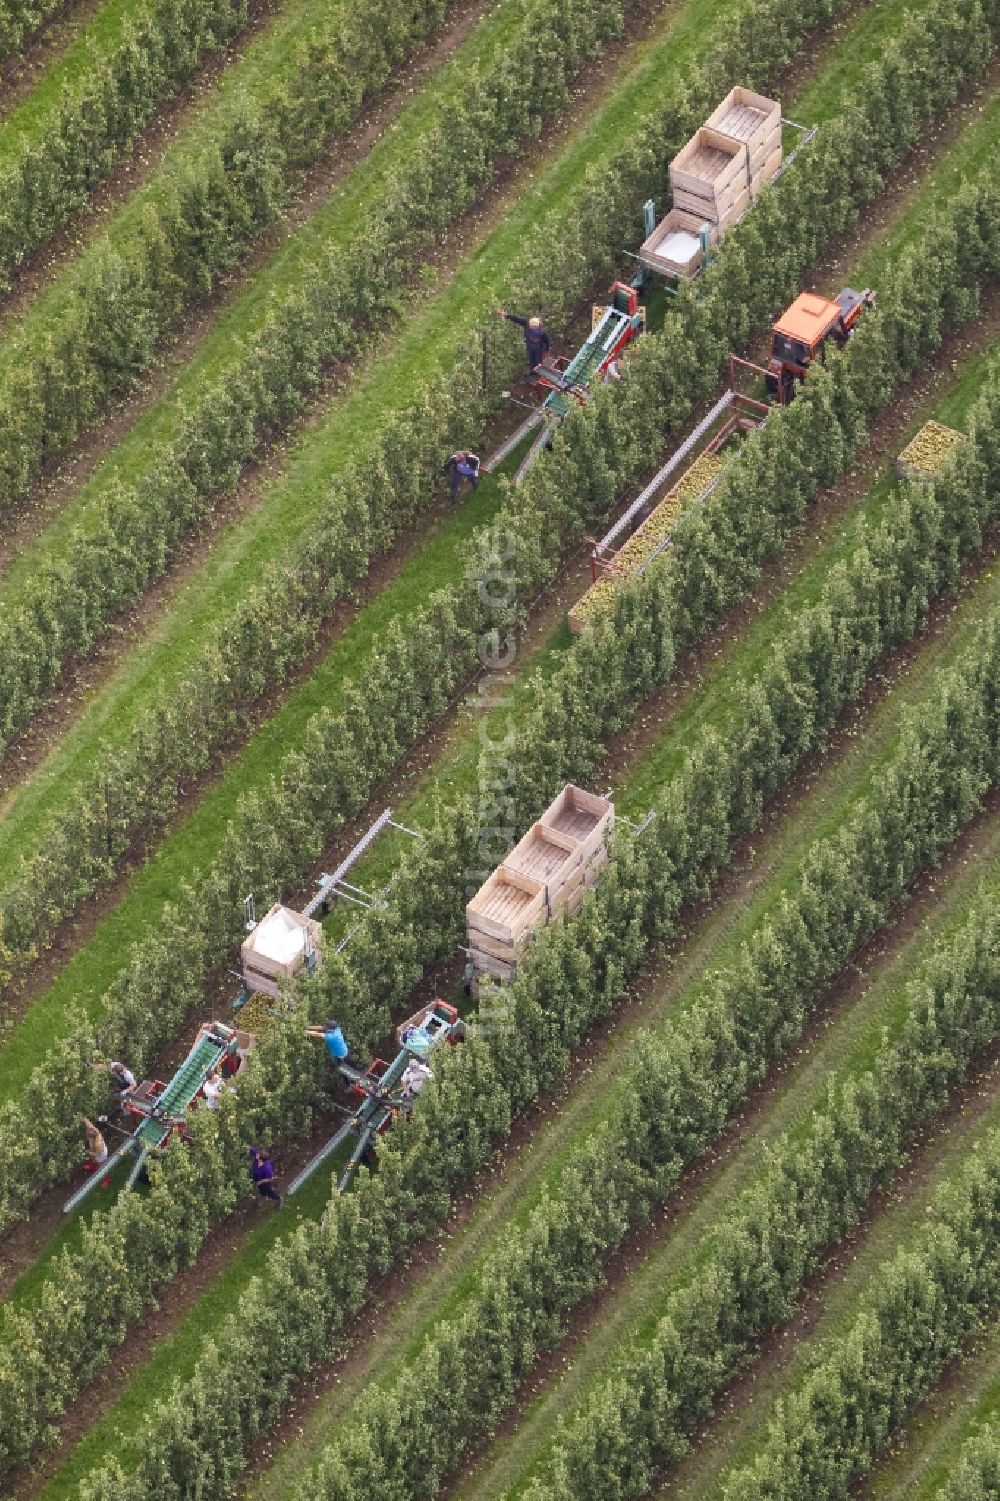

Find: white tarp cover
<box><xmin>253</xmin><ymin>906</ymin><xmax>305</xmax><ymax>966</ymax></box>
<box><xmin>659</xmin><ymin>229</ymin><xmax>700</xmax><ymax>261</ymax></box>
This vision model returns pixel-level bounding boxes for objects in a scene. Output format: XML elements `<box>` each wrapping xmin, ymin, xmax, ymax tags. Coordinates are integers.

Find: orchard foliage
<box><xmin>0</xmin><ymin>3</ymin><xmax>996</xmax><ymax>1469</ymax></box>
<box><xmin>936</xmin><ymin>1424</ymin><xmax>1000</xmax><ymax>1501</ymax></box>
<box><xmin>0</xmin><ymin>0</ymin><xmax>68</xmax><ymax>58</ymax></box>
<box><xmin>722</xmin><ymin>1131</ymin><xmax>1000</xmax><ymax>1501</ymax></box>
<box><xmin>77</xmin><ymin>614</ymin><xmax>1000</xmax><ymax>1501</ymax></box>
<box><xmin>0</xmin><ymin>0</ymin><xmax>461</xmax><ymax>505</ymax></box>
<box><xmin>0</xmin><ymin>0</ymin><xmax>642</xmax><ymax>807</ymax></box>
<box><xmin>9</xmin><ymin>224</ymin><xmax>1000</xmax><ymax>1483</ymax></box>
<box><xmin>0</xmin><ymin>0</ymin><xmax>988</xmax><ymax>985</ymax></box>
<box><xmin>0</xmin><ymin>0</ymin><xmax>267</xmax><ymax>290</ymax></box>
<box><xmin>0</xmin><ymin>0</ymin><xmax>631</xmax><ymax>511</ymax></box>
<box><xmin>0</xmin><ymin>0</ymin><xmax>995</xmax><ymax>1236</ymax></box>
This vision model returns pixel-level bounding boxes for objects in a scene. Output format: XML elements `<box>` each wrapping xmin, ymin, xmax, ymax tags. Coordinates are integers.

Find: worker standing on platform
<box><xmin>442</xmin><ymin>449</ymin><xmax>481</xmax><ymax>503</ymax></box>
<box><xmin>91</xmin><ymin>1059</ymin><xmax>136</xmax><ymax>1097</ymax></box>
<box><xmin>202</xmin><ymin>1069</ymin><xmax>225</xmax><ymax>1110</ymax></box>
<box><xmin>401</xmin><ymin>1058</ymin><xmax>434</xmax><ymax>1101</ymax></box>
<box><xmin>497</xmin><ymin>308</ymin><xmax>550</xmax><ymax>373</ymax></box>
<box><xmin>305</xmin><ymin>1022</ymin><xmax>350</xmax><ymax>1062</ymax></box>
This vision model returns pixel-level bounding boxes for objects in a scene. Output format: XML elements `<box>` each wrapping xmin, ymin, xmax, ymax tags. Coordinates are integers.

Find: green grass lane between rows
<box><xmin>19</xmin><ymin>1145</ymin><xmax>348</xmax><ymax>1501</ymax></box>
<box><xmin>316</xmin><ymin>242</ymin><xmax>1000</xmax><ymax>929</ymax></box>
<box><xmin>26</xmin><ymin>391</ymin><xmax>1000</xmax><ymax>1499</ymax></box>
<box><xmin>0</xmin><ymin>0</ymin><xmax>142</xmax><ymax>148</ymax></box>
<box><xmin>21</xmin><ymin>557</ymin><xmax>981</xmax><ymax>1501</ymax></box>
<box><xmin>0</xmin><ymin>0</ymin><xmax>723</xmax><ymax>879</ymax></box>
<box><xmin>0</xmin><ymin>0</ymin><xmax>526</xmax><ymax>603</ymax></box>
<box><xmin>460</xmin><ymin>820</ymin><xmax>1000</xmax><ymax>1501</ymax></box>
<box><xmin>0</xmin><ymin>0</ymin><xmax>362</xmax><ymax>350</ymax></box>
<box><xmin>860</xmin><ymin>1309</ymin><xmax>1000</xmax><ymax>1499</ymax></box>
<box><xmin>664</xmin><ymin>991</ymin><xmax>1000</xmax><ymax>1501</ymax></box>
<box><xmin>250</xmin><ymin>561</ymin><xmax>1000</xmax><ymax>1501</ymax></box>
<box><xmin>0</xmin><ymin>0</ymin><xmax>910</xmax><ymax>875</ymax></box>
<box><xmin>0</xmin><ymin>0</ymin><xmax>977</xmax><ymax>1099</ymax></box>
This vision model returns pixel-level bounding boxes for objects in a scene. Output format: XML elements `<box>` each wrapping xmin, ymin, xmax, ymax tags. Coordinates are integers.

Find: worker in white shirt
<box><xmin>401</xmin><ymin>1058</ymin><xmax>434</xmax><ymax>1100</ymax></box>
<box><xmin>202</xmin><ymin>1069</ymin><xmax>225</xmax><ymax>1110</ymax></box>
<box><xmin>91</xmin><ymin>1059</ymin><xmax>136</xmax><ymax>1096</ymax></box>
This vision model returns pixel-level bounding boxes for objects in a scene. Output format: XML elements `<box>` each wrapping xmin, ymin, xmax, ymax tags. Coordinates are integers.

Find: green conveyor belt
<box><xmin>136</xmin><ymin>1035</ymin><xmax>225</xmax><ymax>1147</ymax></box>
<box><xmin>544</xmin><ymin>307</ymin><xmax>628</xmax><ymax>418</ymax></box>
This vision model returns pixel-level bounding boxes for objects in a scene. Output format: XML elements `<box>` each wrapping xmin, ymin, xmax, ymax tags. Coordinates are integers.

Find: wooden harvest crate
<box><xmin>466</xmin><ymin>786</ymin><xmax>614</xmax><ymax>983</ymax></box>
<box><xmin>654</xmin><ymin>88</ymin><xmax>782</xmax><ymax>268</ymax></box>
<box><xmin>638</xmin><ymin>209</ymin><xmax>714</xmax><ymax>277</ymax></box>
<box><xmin>241</xmin><ymin>903</ymin><xmax>323</xmax><ymax>999</ymax></box>
<box><xmin>541</xmin><ymin>783</ymin><xmax>613</xmax><ymax>858</ymax></box>
<box><xmin>467</xmin><ymin>866</ymin><xmax>547</xmax><ymax>948</ymax></box>
<box><xmin>705</xmin><ymin>86</ymin><xmax>781</xmax><ymax>160</ymax></box>
<box><xmin>895</xmin><ymin>420</ymin><xmax>967</xmax><ymax>482</ymax></box>
<box><xmin>670</xmin><ymin>125</ymin><xmax>748</xmax><ymax>206</ymax></box>
<box><xmin>750</xmin><ymin>144</ymin><xmax>783</xmax><ymax>199</ymax></box>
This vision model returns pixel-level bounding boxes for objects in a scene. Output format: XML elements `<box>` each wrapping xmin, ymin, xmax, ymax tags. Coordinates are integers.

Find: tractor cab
<box><xmin>765</xmin><ymin>288</ymin><xmax>875</xmax><ymax>402</ymax></box>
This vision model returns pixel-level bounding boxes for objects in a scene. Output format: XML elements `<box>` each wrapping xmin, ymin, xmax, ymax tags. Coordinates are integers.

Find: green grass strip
<box><xmin>31</xmin><ymin>324</ymin><xmax>1000</xmax><ymax>1499</ymax></box>
<box><xmin>0</xmin><ymin>0</ymin><xmax>525</xmax><ymax>601</ymax></box>
<box><xmin>307</xmin><ymin>142</ymin><xmax>1000</xmax><ymax>927</ymax></box>
<box><xmin>862</xmin><ymin>1320</ymin><xmax>1000</xmax><ymax>1500</ymax></box>
<box><xmin>0</xmin><ymin>0</ymin><xmax>937</xmax><ymax>1069</ymax></box>
<box><xmin>0</xmin><ymin>0</ymin><xmax>139</xmax><ymax>148</ymax></box>
<box><xmin>672</xmin><ymin>1051</ymin><xmax>1000</xmax><ymax>1501</ymax></box>
<box><xmin>24</xmin><ymin>1155</ymin><xmax>339</xmax><ymax>1500</ymax></box>
<box><xmin>250</xmin><ymin>540</ymin><xmax>1000</xmax><ymax>1501</ymax></box>
<box><xmin>464</xmin><ymin>807</ymin><xmax>1000</xmax><ymax>1501</ymax></box>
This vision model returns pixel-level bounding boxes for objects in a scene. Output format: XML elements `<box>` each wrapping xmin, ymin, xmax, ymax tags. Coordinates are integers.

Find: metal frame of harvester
<box><xmin>630</xmin><ymin>115</ymin><xmax>818</xmax><ymax>293</ymax></box>
<box><xmin>63</xmin><ymin>808</ymin><xmax>425</xmax><ymax>1214</ymax></box>
<box><xmin>482</xmin><ymin>282</ymin><xmax>646</xmax><ymax>487</ymax></box>
<box><xmin>63</xmin><ymin>1020</ymin><xmax>252</xmax><ymax>1213</ymax></box>
<box><xmin>287</xmin><ymin>1000</ymin><xmax>466</xmax><ymax>1197</ymax></box>
<box><xmin>480</xmin><ymin>107</ymin><xmax>819</xmax><ymax>489</ymax></box>
<box><xmin>586</xmin><ymin>359</ymin><xmax>769</xmax><ymax>588</ymax></box>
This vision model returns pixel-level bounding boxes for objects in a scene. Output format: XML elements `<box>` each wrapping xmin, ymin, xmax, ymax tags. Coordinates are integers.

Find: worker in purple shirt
<box><xmin>442</xmin><ymin>449</ymin><xmax>481</xmax><ymax>503</ymax></box>
<box><xmin>249</xmin><ymin>1147</ymin><xmax>282</xmax><ymax>1207</ymax></box>
<box><xmin>497</xmin><ymin>308</ymin><xmax>551</xmax><ymax>372</ymax></box>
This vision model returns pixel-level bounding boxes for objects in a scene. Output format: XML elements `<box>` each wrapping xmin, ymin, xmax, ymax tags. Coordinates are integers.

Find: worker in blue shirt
<box><xmin>497</xmin><ymin>308</ymin><xmax>551</xmax><ymax>372</ymax></box>
<box><xmin>305</xmin><ymin>1022</ymin><xmax>350</xmax><ymax>1061</ymax></box>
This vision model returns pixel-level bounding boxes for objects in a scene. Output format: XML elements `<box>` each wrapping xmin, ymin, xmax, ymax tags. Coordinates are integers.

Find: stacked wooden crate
<box><xmin>705</xmin><ymin>86</ymin><xmax>783</xmax><ymax>201</ymax></box>
<box><xmin>466</xmin><ymin>786</ymin><xmax>613</xmax><ymax>988</ymax></box>
<box><xmin>638</xmin><ymin>87</ymin><xmax>781</xmax><ymax>279</ymax></box>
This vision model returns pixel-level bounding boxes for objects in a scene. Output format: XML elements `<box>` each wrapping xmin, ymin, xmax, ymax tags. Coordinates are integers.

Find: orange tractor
<box><xmin>735</xmin><ymin>288</ymin><xmax>876</xmax><ymax>404</ymax></box>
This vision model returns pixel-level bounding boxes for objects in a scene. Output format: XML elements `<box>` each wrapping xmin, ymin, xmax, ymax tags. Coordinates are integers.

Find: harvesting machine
<box><xmin>63</xmin><ymin>1020</ymin><xmax>254</xmax><ymax>1213</ymax></box>
<box><xmin>62</xmin><ymin>806</ymin><xmax>424</xmax><ymax>1213</ymax></box>
<box><xmin>734</xmin><ymin>287</ymin><xmax>876</xmax><ymax>404</ymax></box>
<box><xmin>482</xmin><ymin>282</ymin><xmax>645</xmax><ymax>486</ymax></box>
<box><xmin>287</xmin><ymin>1001</ymin><xmax>466</xmax><ymax>1197</ymax></box>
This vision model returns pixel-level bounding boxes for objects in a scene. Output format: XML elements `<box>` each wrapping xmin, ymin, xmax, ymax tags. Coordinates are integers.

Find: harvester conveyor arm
<box><xmin>595</xmin><ymin>390</ymin><xmax>735</xmax><ymax>555</ymax></box>
<box><xmin>482</xmin><ymin>409</ymin><xmax>544</xmax><ymax>473</ymax></box>
<box><xmin>286</xmin><ymin>1117</ymin><xmax>358</xmax><ymax>1196</ymax></box>
<box><xmin>125</xmin><ymin>1147</ymin><xmax>150</xmax><ymax>1190</ymax></box>
<box><xmin>514</xmin><ymin>420</ymin><xmax>552</xmax><ymax>486</ymax></box>
<box><xmin>62</xmin><ymin>1130</ymin><xmax>143</xmax><ymax>1213</ymax></box>
<box><xmin>338</xmin><ymin>1122</ymin><xmax>377</xmax><ymax>1194</ymax></box>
